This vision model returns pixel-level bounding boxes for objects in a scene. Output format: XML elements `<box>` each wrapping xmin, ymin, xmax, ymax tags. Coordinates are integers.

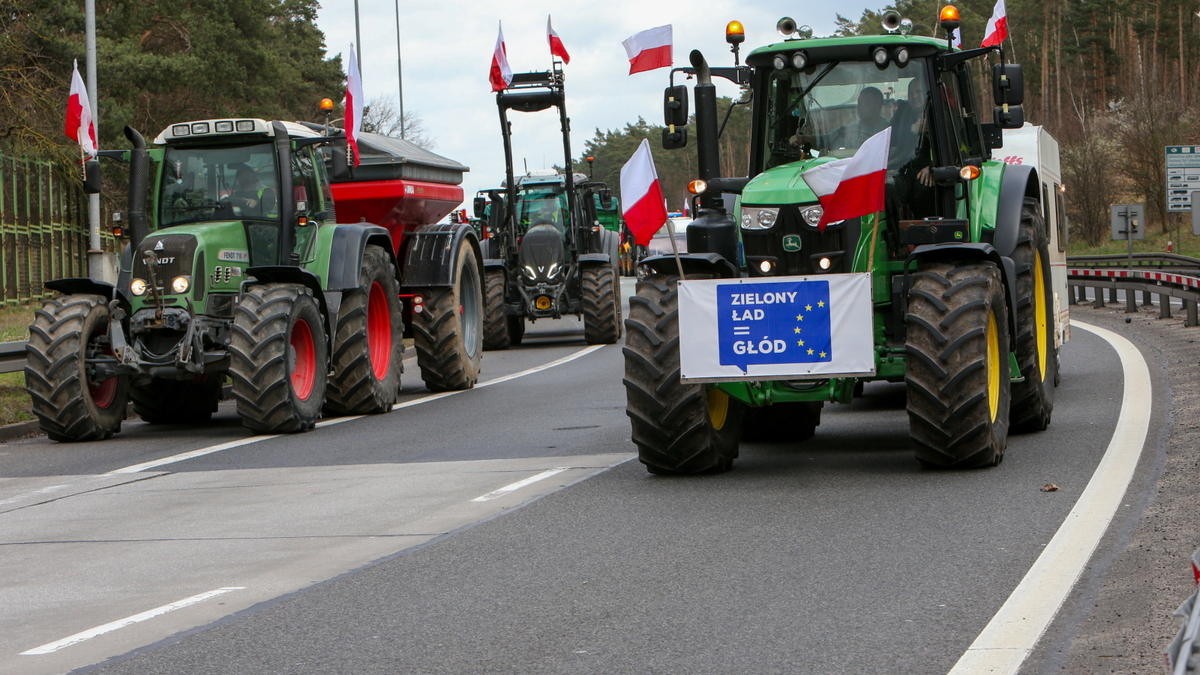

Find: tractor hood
<box><xmin>518</xmin><ymin>224</ymin><xmax>566</xmax><ymax>283</ymax></box>
<box><xmin>740</xmin><ymin>157</ymin><xmax>839</xmax><ymax>206</ymax></box>
<box><xmin>128</xmin><ymin>221</ymin><xmax>251</xmax><ymax>312</ymax></box>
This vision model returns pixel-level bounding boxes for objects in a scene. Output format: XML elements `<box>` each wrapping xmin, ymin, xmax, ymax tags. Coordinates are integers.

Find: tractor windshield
<box><xmin>158</xmin><ymin>143</ymin><xmax>280</xmax><ymax>228</ymax></box>
<box><xmin>518</xmin><ymin>190</ymin><xmax>568</xmax><ymax>235</ymax></box>
<box><xmin>760</xmin><ymin>58</ymin><xmax>932</xmax><ymax>175</ymax></box>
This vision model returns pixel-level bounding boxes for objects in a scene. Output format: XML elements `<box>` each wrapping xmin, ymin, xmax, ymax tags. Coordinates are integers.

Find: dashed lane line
<box><xmin>470</xmin><ymin>467</ymin><xmax>570</xmax><ymax>502</ymax></box>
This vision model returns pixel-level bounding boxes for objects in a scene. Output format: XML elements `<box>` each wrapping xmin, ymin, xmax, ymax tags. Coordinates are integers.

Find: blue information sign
<box><xmin>717</xmin><ymin>280</ymin><xmax>833</xmax><ymax>373</ymax></box>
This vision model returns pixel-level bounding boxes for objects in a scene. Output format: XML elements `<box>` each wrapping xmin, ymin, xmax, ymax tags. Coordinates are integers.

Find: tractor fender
<box><xmin>993</xmin><ymin>164</ymin><xmax>1040</xmax><ymax>257</ymax></box>
<box><xmin>43</xmin><ymin>277</ymin><xmax>131</xmax><ymax>313</ymax></box>
<box><xmin>326</xmin><ymin>224</ymin><xmax>396</xmax><ymax>291</ymax></box>
<box><xmin>244</xmin><ymin>265</ymin><xmax>337</xmax><ymax>343</ymax></box>
<box><xmin>904</xmin><ymin>242</ymin><xmax>1020</xmax><ymax>342</ymax></box>
<box><xmin>577</xmin><ymin>253</ymin><xmax>611</xmax><ymax>266</ymax></box>
<box><xmin>400</xmin><ymin>223</ymin><xmax>483</xmax><ymax>288</ymax></box>
<box><xmin>641</xmin><ymin>252</ymin><xmax>740</xmax><ymax>279</ymax></box>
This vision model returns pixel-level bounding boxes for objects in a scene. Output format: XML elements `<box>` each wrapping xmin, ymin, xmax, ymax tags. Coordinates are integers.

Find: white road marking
<box><xmin>20</xmin><ymin>587</ymin><xmax>245</xmax><ymax>655</ymax></box>
<box><xmin>107</xmin><ymin>345</ymin><xmax>605</xmax><ymax>474</ymax></box>
<box><xmin>947</xmin><ymin>320</ymin><xmax>1153</xmax><ymax>675</ymax></box>
<box><xmin>470</xmin><ymin>467</ymin><xmax>570</xmax><ymax>502</ymax></box>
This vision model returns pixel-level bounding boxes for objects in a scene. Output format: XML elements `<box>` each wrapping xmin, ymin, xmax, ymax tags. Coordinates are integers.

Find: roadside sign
<box><xmin>1111</xmin><ymin>204</ymin><xmax>1145</xmax><ymax>240</ymax></box>
<box><xmin>1165</xmin><ymin>146</ymin><xmax>1200</xmax><ymax>211</ymax></box>
<box><xmin>677</xmin><ymin>273</ymin><xmax>875</xmax><ymax>383</ymax></box>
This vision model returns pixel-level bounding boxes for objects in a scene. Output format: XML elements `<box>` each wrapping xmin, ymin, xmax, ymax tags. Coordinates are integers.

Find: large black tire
<box><xmin>130</xmin><ymin>376</ymin><xmax>223</xmax><ymax>424</ymax></box>
<box><xmin>482</xmin><ymin>268</ymin><xmax>510</xmax><ymax>351</ymax></box>
<box><xmin>25</xmin><ymin>294</ymin><xmax>129</xmax><ymax>442</ymax></box>
<box><xmin>324</xmin><ymin>245</ymin><xmax>403</xmax><ymax>416</ymax></box>
<box><xmin>742</xmin><ymin>401</ymin><xmax>822</xmax><ymax>443</ymax></box>
<box><xmin>1009</xmin><ymin>197</ymin><xmax>1057</xmax><ymax>433</ymax></box>
<box><xmin>414</xmin><ymin>239</ymin><xmax>482</xmax><ymax>392</ymax></box>
<box><xmin>582</xmin><ymin>264</ymin><xmax>622</xmax><ymax>344</ymax></box>
<box><xmin>624</xmin><ymin>273</ymin><xmax>742</xmax><ymax>474</ymax></box>
<box><xmin>905</xmin><ymin>261</ymin><xmax>1011</xmax><ymax>468</ymax></box>
<box><xmin>229</xmin><ymin>283</ymin><xmax>328</xmax><ymax>433</ymax></box>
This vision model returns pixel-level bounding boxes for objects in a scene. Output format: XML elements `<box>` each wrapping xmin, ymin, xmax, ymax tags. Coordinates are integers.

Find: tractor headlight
<box><xmin>130</xmin><ymin>278</ymin><xmax>147</xmax><ymax>296</ymax></box>
<box><xmin>171</xmin><ymin>276</ymin><xmax>190</xmax><ymax>294</ymax></box>
<box><xmin>791</xmin><ymin>51</ymin><xmax>808</xmax><ymax>70</ymax></box>
<box><xmin>740</xmin><ymin>207</ymin><xmax>780</xmax><ymax>230</ymax></box>
<box><xmin>800</xmin><ymin>205</ymin><xmax>824</xmax><ymax>227</ymax></box>
<box><xmin>546</xmin><ymin>262</ymin><xmax>560</xmax><ymax>279</ymax></box>
<box><xmin>523</xmin><ymin>265</ymin><xmax>538</xmax><ymax>280</ymax></box>
<box><xmin>773</xmin><ymin>54</ymin><xmax>788</xmax><ymax>71</ymax></box>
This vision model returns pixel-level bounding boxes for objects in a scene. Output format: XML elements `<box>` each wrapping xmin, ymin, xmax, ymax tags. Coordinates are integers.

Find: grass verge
<box><xmin>0</xmin><ymin>304</ymin><xmax>35</xmax><ymax>427</ymax></box>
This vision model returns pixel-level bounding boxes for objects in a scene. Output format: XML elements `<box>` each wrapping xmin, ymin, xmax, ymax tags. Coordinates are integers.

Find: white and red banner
<box><xmin>622</xmin><ymin>25</ymin><xmax>672</xmax><ymax>75</ymax></box>
<box><xmin>800</xmin><ymin>127</ymin><xmax>892</xmax><ymax>230</ymax></box>
<box><xmin>345</xmin><ymin>44</ymin><xmax>364</xmax><ymax>167</ymax></box>
<box><xmin>981</xmin><ymin>0</ymin><xmax>1008</xmax><ymax>48</ymax></box>
<box><xmin>620</xmin><ymin>138</ymin><xmax>668</xmax><ymax>246</ymax></box>
<box><xmin>547</xmin><ymin>16</ymin><xmax>570</xmax><ymax>64</ymax></box>
<box><xmin>951</xmin><ymin>27</ymin><xmax>963</xmax><ymax>50</ymax></box>
<box><xmin>64</xmin><ymin>60</ymin><xmax>97</xmax><ymax>158</ymax></box>
<box><xmin>490</xmin><ymin>22</ymin><xmax>513</xmax><ymax>92</ymax></box>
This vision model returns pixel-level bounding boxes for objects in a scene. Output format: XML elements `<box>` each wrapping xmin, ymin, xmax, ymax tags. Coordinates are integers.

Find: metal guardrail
<box><xmin>1166</xmin><ymin>548</ymin><xmax>1200</xmax><ymax>674</ymax></box>
<box><xmin>0</xmin><ymin>340</ymin><xmax>27</xmax><ymax>374</ymax></box>
<box><xmin>1067</xmin><ymin>252</ymin><xmax>1200</xmax><ymax>273</ymax></box>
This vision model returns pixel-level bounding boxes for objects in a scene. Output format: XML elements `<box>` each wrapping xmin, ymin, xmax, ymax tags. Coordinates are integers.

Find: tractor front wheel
<box><xmin>482</xmin><ymin>268</ymin><xmax>510</xmax><ymax>351</ymax></box>
<box><xmin>624</xmin><ymin>273</ymin><xmax>742</xmax><ymax>474</ymax></box>
<box><xmin>25</xmin><ymin>294</ymin><xmax>129</xmax><ymax>441</ymax></box>
<box><xmin>582</xmin><ymin>264</ymin><xmax>621</xmax><ymax>344</ymax></box>
<box><xmin>414</xmin><ymin>239</ymin><xmax>483</xmax><ymax>391</ymax></box>
<box><xmin>325</xmin><ymin>245</ymin><xmax>403</xmax><ymax>416</ymax></box>
<box><xmin>905</xmin><ymin>261</ymin><xmax>1011</xmax><ymax>468</ymax></box>
<box><xmin>230</xmin><ymin>283</ymin><xmax>328</xmax><ymax>433</ymax></box>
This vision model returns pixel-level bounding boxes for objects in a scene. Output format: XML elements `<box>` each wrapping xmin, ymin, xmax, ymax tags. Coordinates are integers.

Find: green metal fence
<box><xmin>0</xmin><ymin>155</ymin><xmax>116</xmax><ymax>306</ymax></box>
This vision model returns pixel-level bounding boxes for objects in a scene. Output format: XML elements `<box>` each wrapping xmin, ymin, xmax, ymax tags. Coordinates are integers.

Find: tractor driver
<box><xmin>887</xmin><ymin>77</ymin><xmax>936</xmax><ymax>223</ymax></box>
<box><xmin>229</xmin><ymin>165</ymin><xmax>278</xmax><ymax>218</ymax></box>
<box><xmin>790</xmin><ymin>86</ymin><xmax>889</xmax><ymax>154</ymax></box>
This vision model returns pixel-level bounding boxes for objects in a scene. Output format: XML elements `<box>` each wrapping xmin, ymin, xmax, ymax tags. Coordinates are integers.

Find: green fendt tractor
<box><xmin>477</xmin><ymin>66</ymin><xmax>623</xmax><ymax>350</ymax></box>
<box><xmin>624</xmin><ymin>10</ymin><xmax>1069</xmax><ymax>474</ymax></box>
<box><xmin>27</xmin><ymin>119</ymin><xmax>482</xmax><ymax>441</ymax></box>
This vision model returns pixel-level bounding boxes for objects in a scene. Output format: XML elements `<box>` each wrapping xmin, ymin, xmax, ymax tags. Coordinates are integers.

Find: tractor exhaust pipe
<box><xmin>689</xmin><ymin>50</ymin><xmax>723</xmax><ymax>210</ymax></box>
<box><xmin>123</xmin><ymin>126</ymin><xmax>150</xmax><ymax>250</ymax></box>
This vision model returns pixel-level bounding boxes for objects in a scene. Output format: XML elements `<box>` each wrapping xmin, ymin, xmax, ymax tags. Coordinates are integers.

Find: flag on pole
<box><xmin>800</xmin><ymin>128</ymin><xmax>892</xmax><ymax>231</ymax></box>
<box><xmin>64</xmin><ymin>60</ymin><xmax>97</xmax><ymax>158</ymax></box>
<box><xmin>950</xmin><ymin>27</ymin><xmax>963</xmax><ymax>50</ymax></box>
<box><xmin>547</xmin><ymin>16</ymin><xmax>570</xmax><ymax>64</ymax></box>
<box><xmin>981</xmin><ymin>0</ymin><xmax>1008</xmax><ymax>48</ymax></box>
<box><xmin>490</xmin><ymin>22</ymin><xmax>513</xmax><ymax>92</ymax></box>
<box><xmin>622</xmin><ymin>25</ymin><xmax>672</xmax><ymax>75</ymax></box>
<box><xmin>620</xmin><ymin>139</ymin><xmax>669</xmax><ymax>246</ymax></box>
<box><xmin>345</xmin><ymin>44</ymin><xmax>364</xmax><ymax>167</ymax></box>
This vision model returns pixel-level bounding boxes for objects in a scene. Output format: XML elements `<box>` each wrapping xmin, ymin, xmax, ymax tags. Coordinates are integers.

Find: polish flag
<box><xmin>547</xmin><ymin>16</ymin><xmax>570</xmax><ymax>64</ymax></box>
<box><xmin>620</xmin><ymin>139</ymin><xmax>669</xmax><ymax>246</ymax></box>
<box><xmin>622</xmin><ymin>25</ymin><xmax>672</xmax><ymax>75</ymax></box>
<box><xmin>981</xmin><ymin>0</ymin><xmax>1008</xmax><ymax>48</ymax></box>
<box><xmin>490</xmin><ymin>22</ymin><xmax>513</xmax><ymax>92</ymax></box>
<box><xmin>344</xmin><ymin>44</ymin><xmax>364</xmax><ymax>167</ymax></box>
<box><xmin>64</xmin><ymin>60</ymin><xmax>97</xmax><ymax>157</ymax></box>
<box><xmin>800</xmin><ymin>127</ymin><xmax>892</xmax><ymax>231</ymax></box>
<box><xmin>951</xmin><ymin>27</ymin><xmax>963</xmax><ymax>50</ymax></box>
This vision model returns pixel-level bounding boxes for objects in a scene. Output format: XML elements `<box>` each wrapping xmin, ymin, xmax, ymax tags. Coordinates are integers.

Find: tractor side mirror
<box><xmin>662</xmin><ymin>126</ymin><xmax>688</xmax><ymax>150</ymax></box>
<box><xmin>599</xmin><ymin>189</ymin><xmax>613</xmax><ymax>210</ymax></box>
<box><xmin>83</xmin><ymin>159</ymin><xmax>102</xmax><ymax>194</ymax></box>
<box><xmin>993</xmin><ymin>63</ymin><xmax>1024</xmax><ymax>106</ymax></box>
<box><xmin>330</xmin><ymin>146</ymin><xmax>349</xmax><ymax>179</ymax></box>
<box><xmin>473</xmin><ymin>196</ymin><xmax>487</xmax><ymax>218</ymax></box>
<box><xmin>664</xmin><ymin>85</ymin><xmax>688</xmax><ymax>127</ymax></box>
<box><xmin>993</xmin><ymin>104</ymin><xmax>1025</xmax><ymax>129</ymax></box>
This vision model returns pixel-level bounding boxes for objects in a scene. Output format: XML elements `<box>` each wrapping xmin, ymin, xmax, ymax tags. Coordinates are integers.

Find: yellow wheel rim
<box><xmin>707</xmin><ymin>388</ymin><xmax>729</xmax><ymax>431</ymax></box>
<box><xmin>987</xmin><ymin>311</ymin><xmax>1001</xmax><ymax>423</ymax></box>
<box><xmin>1033</xmin><ymin>252</ymin><xmax>1049</xmax><ymax>382</ymax></box>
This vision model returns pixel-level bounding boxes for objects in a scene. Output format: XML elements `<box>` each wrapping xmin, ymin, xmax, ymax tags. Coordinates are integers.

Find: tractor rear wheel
<box><xmin>905</xmin><ymin>261</ymin><xmax>1011</xmax><ymax>468</ymax></box>
<box><xmin>624</xmin><ymin>273</ymin><xmax>742</xmax><ymax>474</ymax></box>
<box><xmin>230</xmin><ymin>283</ymin><xmax>327</xmax><ymax>433</ymax></box>
<box><xmin>25</xmin><ymin>294</ymin><xmax>129</xmax><ymax>441</ymax></box>
<box><xmin>1009</xmin><ymin>197</ymin><xmax>1057</xmax><ymax>433</ymax></box>
<box><xmin>414</xmin><ymin>239</ymin><xmax>482</xmax><ymax>391</ymax></box>
<box><xmin>742</xmin><ymin>401</ymin><xmax>822</xmax><ymax>443</ymax></box>
<box><xmin>582</xmin><ymin>264</ymin><xmax>621</xmax><ymax>344</ymax></box>
<box><xmin>482</xmin><ymin>268</ymin><xmax>510</xmax><ymax>351</ymax></box>
<box><xmin>325</xmin><ymin>245</ymin><xmax>403</xmax><ymax>416</ymax></box>
<box><xmin>130</xmin><ymin>376</ymin><xmax>223</xmax><ymax>424</ymax></box>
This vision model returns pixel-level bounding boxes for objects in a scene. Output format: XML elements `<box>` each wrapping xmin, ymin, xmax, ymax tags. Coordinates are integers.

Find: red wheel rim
<box><xmin>366</xmin><ymin>281</ymin><xmax>392</xmax><ymax>380</ymax></box>
<box><xmin>87</xmin><ymin>329</ymin><xmax>118</xmax><ymax>409</ymax></box>
<box><xmin>290</xmin><ymin>318</ymin><xmax>317</xmax><ymax>401</ymax></box>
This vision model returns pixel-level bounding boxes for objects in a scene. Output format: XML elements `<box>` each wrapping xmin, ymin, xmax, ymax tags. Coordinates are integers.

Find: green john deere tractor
<box><xmin>26</xmin><ymin>119</ymin><xmax>482</xmax><ymax>441</ymax></box>
<box><xmin>624</xmin><ymin>10</ymin><xmax>1069</xmax><ymax>474</ymax></box>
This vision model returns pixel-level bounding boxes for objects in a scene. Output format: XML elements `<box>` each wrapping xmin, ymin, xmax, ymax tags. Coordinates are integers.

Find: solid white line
<box><xmin>20</xmin><ymin>587</ymin><xmax>244</xmax><ymax>655</ymax></box>
<box><xmin>470</xmin><ymin>467</ymin><xmax>570</xmax><ymax>502</ymax></box>
<box><xmin>108</xmin><ymin>344</ymin><xmax>605</xmax><ymax>474</ymax></box>
<box><xmin>946</xmin><ymin>320</ymin><xmax>1153</xmax><ymax>675</ymax></box>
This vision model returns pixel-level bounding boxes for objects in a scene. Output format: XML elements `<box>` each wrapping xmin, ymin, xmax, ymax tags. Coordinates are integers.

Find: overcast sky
<box><xmin>314</xmin><ymin>1</ymin><xmax>878</xmax><ymax>207</ymax></box>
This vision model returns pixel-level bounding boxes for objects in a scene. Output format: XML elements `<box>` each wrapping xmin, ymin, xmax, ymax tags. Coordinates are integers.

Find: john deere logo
<box><xmin>782</xmin><ymin>235</ymin><xmax>802</xmax><ymax>252</ymax></box>
<box><xmin>953</xmin><ymin>230</ymin><xmax>964</xmax><ymax>240</ymax></box>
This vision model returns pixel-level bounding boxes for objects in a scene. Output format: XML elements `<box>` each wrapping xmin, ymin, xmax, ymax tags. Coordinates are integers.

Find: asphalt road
<box><xmin>0</xmin><ymin>278</ymin><xmax>1137</xmax><ymax>675</ymax></box>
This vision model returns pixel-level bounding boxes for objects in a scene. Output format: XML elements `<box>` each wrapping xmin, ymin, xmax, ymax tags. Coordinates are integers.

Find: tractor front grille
<box><xmin>742</xmin><ymin>206</ymin><xmax>860</xmax><ymax>277</ymax></box>
<box><xmin>132</xmin><ymin>233</ymin><xmax>198</xmax><ymax>287</ymax></box>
